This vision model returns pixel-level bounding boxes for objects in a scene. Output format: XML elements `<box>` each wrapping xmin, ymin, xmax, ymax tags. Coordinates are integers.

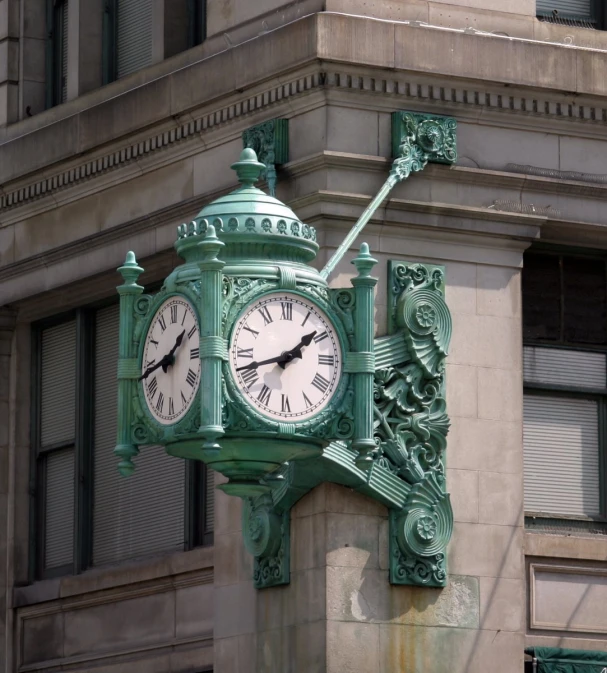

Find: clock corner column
<box><xmin>196</xmin><ymin>223</ymin><xmax>226</xmax><ymax>456</ymax></box>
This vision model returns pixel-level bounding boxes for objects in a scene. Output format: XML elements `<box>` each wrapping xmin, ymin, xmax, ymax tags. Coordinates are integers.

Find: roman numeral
<box><xmin>311</xmin><ymin>372</ymin><xmax>330</xmax><ymax>394</ymax></box>
<box><xmin>242</xmin><ymin>323</ymin><xmax>259</xmax><ymax>339</ymax></box>
<box><xmin>185</xmin><ymin>369</ymin><xmax>197</xmax><ymax>387</ymax></box>
<box><xmin>318</xmin><ymin>354</ymin><xmax>335</xmax><ymax>366</ymax></box>
<box><xmin>168</xmin><ymin>397</ymin><xmax>175</xmax><ymax>415</ymax></box>
<box><xmin>170</xmin><ymin>305</ymin><xmax>178</xmax><ymax>323</ymax></box>
<box><xmin>258</xmin><ymin>384</ymin><xmax>271</xmax><ymax>406</ymax></box>
<box><xmin>301</xmin><ymin>311</ymin><xmax>311</xmax><ymax>327</ymax></box>
<box><xmin>237</xmin><ymin>347</ymin><xmax>254</xmax><ymax>359</ymax></box>
<box><xmin>158</xmin><ymin>314</ymin><xmax>167</xmax><ymax>332</ymax></box>
<box><xmin>314</xmin><ymin>331</ymin><xmax>328</xmax><ymax>343</ymax></box>
<box><xmin>150</xmin><ymin>339</ymin><xmax>159</xmax><ymax>346</ymax></box>
<box><xmin>181</xmin><ymin>310</ymin><xmax>187</xmax><ymax>325</ymax></box>
<box><xmin>147</xmin><ymin>377</ymin><xmax>158</xmax><ymax>399</ymax></box>
<box><xmin>156</xmin><ymin>392</ymin><xmax>164</xmax><ymax>413</ymax></box>
<box><xmin>190</xmin><ymin>348</ymin><xmax>199</xmax><ymax>359</ymax></box>
<box><xmin>280</xmin><ymin>302</ymin><xmax>293</xmax><ymax>321</ymax></box>
<box><xmin>241</xmin><ymin>368</ymin><xmax>258</xmax><ymax>389</ymax></box>
<box><xmin>181</xmin><ymin>390</ymin><xmax>187</xmax><ymax>406</ymax></box>
<box><xmin>302</xmin><ymin>391</ymin><xmax>313</xmax><ymax>408</ymax></box>
<box><xmin>145</xmin><ymin>359</ymin><xmax>155</xmax><ymax>367</ymax></box>
<box><xmin>258</xmin><ymin>306</ymin><xmax>273</xmax><ymax>326</ymax></box>
<box><xmin>188</xmin><ymin>325</ymin><xmax>197</xmax><ymax>339</ymax></box>
<box><xmin>281</xmin><ymin>395</ymin><xmax>291</xmax><ymax>413</ymax></box>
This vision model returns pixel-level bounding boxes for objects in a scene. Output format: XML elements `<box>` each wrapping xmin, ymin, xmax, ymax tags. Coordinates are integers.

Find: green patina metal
<box><xmin>242</xmin><ymin>119</ymin><xmax>289</xmax><ymax>197</ymax></box>
<box><xmin>115</xmin><ymin>111</ymin><xmax>456</xmax><ymax>589</ymax></box>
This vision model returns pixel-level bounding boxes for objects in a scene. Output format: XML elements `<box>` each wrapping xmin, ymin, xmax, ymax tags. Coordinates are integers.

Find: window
<box><xmin>103</xmin><ymin>0</ymin><xmax>206</xmax><ymax>84</ymax></box>
<box><xmin>31</xmin><ymin>302</ymin><xmax>213</xmax><ymax>580</ymax></box>
<box><xmin>536</xmin><ymin>0</ymin><xmax>606</xmax><ymax>29</ymax></box>
<box><xmin>522</xmin><ymin>251</ymin><xmax>607</xmax><ymax>529</ymax></box>
<box><xmin>45</xmin><ymin>0</ymin><xmax>69</xmax><ymax>108</ymax></box>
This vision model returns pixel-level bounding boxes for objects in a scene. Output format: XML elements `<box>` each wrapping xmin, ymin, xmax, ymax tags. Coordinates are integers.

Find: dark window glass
<box><xmin>563</xmin><ymin>257</ymin><xmax>607</xmax><ymax>344</ymax></box>
<box><xmin>523</xmin><ymin>254</ymin><xmax>561</xmax><ymax>341</ymax></box>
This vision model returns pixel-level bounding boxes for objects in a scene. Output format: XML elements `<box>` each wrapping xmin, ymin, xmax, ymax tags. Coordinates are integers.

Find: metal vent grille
<box><xmin>117</xmin><ymin>0</ymin><xmax>153</xmax><ymax>79</ymax></box>
<box><xmin>45</xmin><ymin>448</ymin><xmax>75</xmax><ymax>568</ymax></box>
<box><xmin>41</xmin><ymin>321</ymin><xmax>76</xmax><ymax>447</ymax></box>
<box><xmin>93</xmin><ymin>304</ymin><xmax>186</xmax><ymax>566</ymax></box>
<box><xmin>205</xmin><ymin>467</ymin><xmax>215</xmax><ymax>533</ymax></box>
<box><xmin>524</xmin><ymin>346</ymin><xmax>606</xmax><ymax>389</ymax></box>
<box><xmin>524</xmin><ymin>394</ymin><xmax>600</xmax><ymax>517</ymax></box>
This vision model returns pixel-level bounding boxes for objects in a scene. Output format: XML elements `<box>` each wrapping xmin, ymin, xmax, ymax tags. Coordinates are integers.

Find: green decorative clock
<box><xmin>115</xmin><ymin>111</ymin><xmax>457</xmax><ymax>589</ymax></box>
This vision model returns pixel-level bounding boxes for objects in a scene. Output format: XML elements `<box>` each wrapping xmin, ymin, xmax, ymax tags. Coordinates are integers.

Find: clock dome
<box><xmin>173</xmin><ymin>148</ymin><xmax>320</xmax><ymax>279</ymax></box>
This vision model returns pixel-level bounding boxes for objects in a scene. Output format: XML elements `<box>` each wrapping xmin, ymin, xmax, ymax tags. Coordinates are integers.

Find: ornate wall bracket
<box><xmin>321</xmin><ymin>111</ymin><xmax>457</xmax><ymax>281</ymax></box>
<box><xmin>242</xmin><ymin>119</ymin><xmax>289</xmax><ymax>197</ymax></box>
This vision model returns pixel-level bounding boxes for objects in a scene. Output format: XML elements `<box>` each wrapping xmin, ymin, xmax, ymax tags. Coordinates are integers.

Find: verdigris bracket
<box><xmin>320</xmin><ymin>111</ymin><xmax>457</xmax><ymax>280</ymax></box>
<box><xmin>242</xmin><ymin>119</ymin><xmax>289</xmax><ymax>197</ymax></box>
<box><xmin>241</xmin><ymin>262</ymin><xmax>453</xmax><ymax>589</ymax></box>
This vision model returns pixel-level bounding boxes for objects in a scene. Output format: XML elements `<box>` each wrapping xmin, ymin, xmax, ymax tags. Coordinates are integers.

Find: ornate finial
<box><xmin>117</xmin><ymin>251</ymin><xmax>144</xmax><ymax>287</ymax></box>
<box><xmin>352</xmin><ymin>242</ymin><xmax>378</xmax><ymax>278</ymax></box>
<box><xmin>231</xmin><ymin>148</ymin><xmax>266</xmax><ymax>187</ymax></box>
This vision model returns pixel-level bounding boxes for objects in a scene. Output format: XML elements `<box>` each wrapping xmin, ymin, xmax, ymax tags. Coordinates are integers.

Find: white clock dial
<box><xmin>141</xmin><ymin>296</ymin><xmax>200</xmax><ymax>425</ymax></box>
<box><xmin>229</xmin><ymin>292</ymin><xmax>342</xmax><ymax>421</ymax></box>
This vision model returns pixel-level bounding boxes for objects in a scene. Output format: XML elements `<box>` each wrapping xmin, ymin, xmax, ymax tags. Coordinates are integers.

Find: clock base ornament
<box><xmin>115</xmin><ymin>109</ymin><xmax>457</xmax><ymax>589</ymax></box>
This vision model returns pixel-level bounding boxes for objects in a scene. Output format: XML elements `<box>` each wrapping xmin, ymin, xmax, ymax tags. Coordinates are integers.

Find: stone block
<box><xmin>327</xmin><ymin>565</ymin><xmax>479</xmax><ymax>628</ymax></box>
<box><xmin>476</xmin><ymin>265</ymin><xmax>521</xmax><ymax>318</ymax></box>
<box><xmin>558</xmin><ymin>135</ymin><xmax>607</xmax><ymax>176</ymax></box>
<box><xmin>175</xmin><ymin>582</ymin><xmax>213</xmax><ymax>639</ymax></box>
<box><xmin>327</xmin><ymin>0</ymin><xmax>430</xmax><ymax>22</ymax></box>
<box><xmin>446</xmin><ymin>364</ymin><xmax>478</xmax><ymax>419</ymax></box>
<box><xmin>477</xmin><ymin>367</ymin><xmax>522</xmax><ymax>423</ymax></box>
<box><xmin>318</xmin><ymin>12</ymin><xmax>395</xmax><ymax>68</ymax></box>
<box><xmin>327</xmin><ymin>107</ymin><xmax>380</xmax><ymax>157</ymax></box>
<box><xmin>524</xmin><ymin>531</ymin><xmax>607</xmax><ymax>562</ymax></box>
<box><xmin>292</xmin><ymin>483</ymin><xmax>327</xmax><ymax>519</ymax></box>
<box><xmin>63</xmin><ymin>590</ymin><xmax>175</xmax><ymax>657</ymax></box>
<box><xmin>233</xmin><ymin>14</ymin><xmax>317</xmax><ymax>91</ymax></box>
<box><xmin>428</xmin><ymin>2</ymin><xmax>535</xmax><ymax>34</ymax></box>
<box><xmin>288</xmin><ymin>106</ymin><xmax>327</xmax><ymax>162</ymax></box>
<box><xmin>448</xmin><ymin>468</ymin><xmax>479</xmax><ymax>524</ymax></box>
<box><xmin>379</xmin><ymin>623</ymin><xmax>524</xmax><ymax>673</ymax></box>
<box><xmin>326</xmin><ymin>512</ymin><xmax>381</xmax><ymax>569</ymax></box>
<box><xmin>192</xmin><ymin>137</ymin><xmax>242</xmax><ymax>198</ymax></box>
<box><xmin>292</xmin><ymin>512</ymin><xmax>327</xmax><ymax>571</ymax></box>
<box><xmin>214</xmin><ymin>532</ymin><xmax>243</xmax><ymax>586</ymax></box>
<box><xmin>327</xmin><ymin>620</ymin><xmax>380</xmax><ymax>673</ymax></box>
<box><xmin>396</xmin><ymin>24</ymin><xmax>576</xmax><ymax>93</ymax></box>
<box><xmin>214</xmin><ymin>581</ymin><xmax>257</xmax><ymax>638</ymax></box>
<box><xmin>449</xmin><ymin>314</ymin><xmax>521</xmax><ymax>370</ymax></box>
<box><xmin>21</xmin><ymin>610</ymin><xmax>64</xmax><ymax>665</ymax></box>
<box><xmin>448</xmin><ymin>417</ymin><xmax>522</xmax><ymax>474</ymax></box>
<box><xmin>445</xmin><ymin>261</ymin><xmax>477</xmax><ymax>316</ymax></box>
<box><xmin>449</xmin><ymin>522</ymin><xmax>524</xmax><ymax>579</ymax></box>
<box><xmin>325</xmin><ymin>482</ymin><xmax>387</xmax><ymax>517</ymax></box>
<box><xmin>479</xmin><ymin>471</ymin><xmax>523</xmax><ymax>527</ymax></box>
<box><xmin>0</xmin><ymin>225</ymin><xmax>15</xmax><ymax>267</ymax></box>
<box><xmin>78</xmin><ymin>78</ymin><xmax>172</xmax><ymax>153</ymax></box>
<box><xmin>21</xmin><ymin>36</ymin><xmax>45</xmax><ymax>82</ymax></box>
<box><xmin>480</xmin><ymin>576</ymin><xmax>525</xmax><ymax>633</ymax></box>
<box><xmin>456</xmin><ymin>122</ymin><xmax>560</xmax><ymax>173</ymax></box>
<box><xmin>215</xmin><ymin>635</ymin><xmax>241</xmax><ymax>672</ymax></box>
<box><xmin>576</xmin><ymin>49</ymin><xmax>607</xmax><ymax>97</ymax></box>
<box><xmin>429</xmin><ymin>0</ymin><xmax>534</xmax><ymax>15</ymax></box>
<box><xmin>295</xmin><ymin>620</ymin><xmax>326</xmax><ymax>672</ymax></box>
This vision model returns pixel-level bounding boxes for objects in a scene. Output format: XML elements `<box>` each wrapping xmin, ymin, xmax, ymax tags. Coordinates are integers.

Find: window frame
<box><xmin>523</xmin><ymin>246</ymin><xmax>607</xmax><ymax>529</ymax></box>
<box><xmin>30</xmin><ymin>298</ymin><xmax>212</xmax><ymax>582</ymax></box>
<box><xmin>536</xmin><ymin>0</ymin><xmax>606</xmax><ymax>30</ymax></box>
<box><xmin>45</xmin><ymin>0</ymin><xmax>69</xmax><ymax>108</ymax></box>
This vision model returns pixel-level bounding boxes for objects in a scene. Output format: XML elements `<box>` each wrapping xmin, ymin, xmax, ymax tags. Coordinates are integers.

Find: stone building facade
<box><xmin>1</xmin><ymin>1</ymin><xmax>607</xmax><ymax>671</ymax></box>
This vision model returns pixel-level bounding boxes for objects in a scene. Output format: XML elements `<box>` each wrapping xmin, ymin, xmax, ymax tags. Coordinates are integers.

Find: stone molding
<box><xmin>3</xmin><ymin>59</ymin><xmax>607</xmax><ymax>218</ymax></box>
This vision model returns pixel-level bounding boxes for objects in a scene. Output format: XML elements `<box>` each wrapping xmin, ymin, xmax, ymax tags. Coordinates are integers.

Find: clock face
<box><xmin>229</xmin><ymin>292</ymin><xmax>342</xmax><ymax>422</ymax></box>
<box><xmin>141</xmin><ymin>296</ymin><xmax>200</xmax><ymax>425</ymax></box>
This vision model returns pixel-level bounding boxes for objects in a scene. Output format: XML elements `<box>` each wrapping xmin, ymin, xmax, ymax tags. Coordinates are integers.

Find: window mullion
<box><xmin>74</xmin><ymin>310</ymin><xmax>95</xmax><ymax>573</ymax></box>
<box><xmin>29</xmin><ymin>326</ymin><xmax>42</xmax><ymax>582</ymax></box>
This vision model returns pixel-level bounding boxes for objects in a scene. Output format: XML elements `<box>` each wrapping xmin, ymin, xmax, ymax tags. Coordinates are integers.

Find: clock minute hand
<box><xmin>139</xmin><ymin>354</ymin><xmax>170</xmax><ymax>381</ymax></box>
<box><xmin>236</xmin><ymin>353</ymin><xmax>288</xmax><ymax>372</ymax></box>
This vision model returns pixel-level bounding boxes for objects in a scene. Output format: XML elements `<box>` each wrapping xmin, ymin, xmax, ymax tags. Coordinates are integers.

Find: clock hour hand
<box><xmin>278</xmin><ymin>331</ymin><xmax>317</xmax><ymax>369</ymax></box>
<box><xmin>162</xmin><ymin>330</ymin><xmax>186</xmax><ymax>372</ymax></box>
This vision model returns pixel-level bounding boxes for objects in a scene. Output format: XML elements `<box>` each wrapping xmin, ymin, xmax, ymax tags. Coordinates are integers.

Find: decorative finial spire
<box><xmin>230</xmin><ymin>148</ymin><xmax>266</xmax><ymax>187</ymax></box>
<box><xmin>352</xmin><ymin>242</ymin><xmax>378</xmax><ymax>278</ymax></box>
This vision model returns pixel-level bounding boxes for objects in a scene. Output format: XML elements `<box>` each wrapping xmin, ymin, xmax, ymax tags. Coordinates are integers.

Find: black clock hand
<box><xmin>236</xmin><ymin>331</ymin><xmax>317</xmax><ymax>372</ymax></box>
<box><xmin>162</xmin><ymin>330</ymin><xmax>186</xmax><ymax>373</ymax></box>
<box><xmin>139</xmin><ymin>330</ymin><xmax>186</xmax><ymax>380</ymax></box>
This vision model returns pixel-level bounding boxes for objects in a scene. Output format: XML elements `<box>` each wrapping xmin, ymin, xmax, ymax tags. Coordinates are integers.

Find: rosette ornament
<box><xmin>396</xmin><ymin>288</ymin><xmax>452</xmax><ymax>378</ymax></box>
<box><xmin>391</xmin><ymin>472</ymin><xmax>453</xmax><ymax>586</ymax></box>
